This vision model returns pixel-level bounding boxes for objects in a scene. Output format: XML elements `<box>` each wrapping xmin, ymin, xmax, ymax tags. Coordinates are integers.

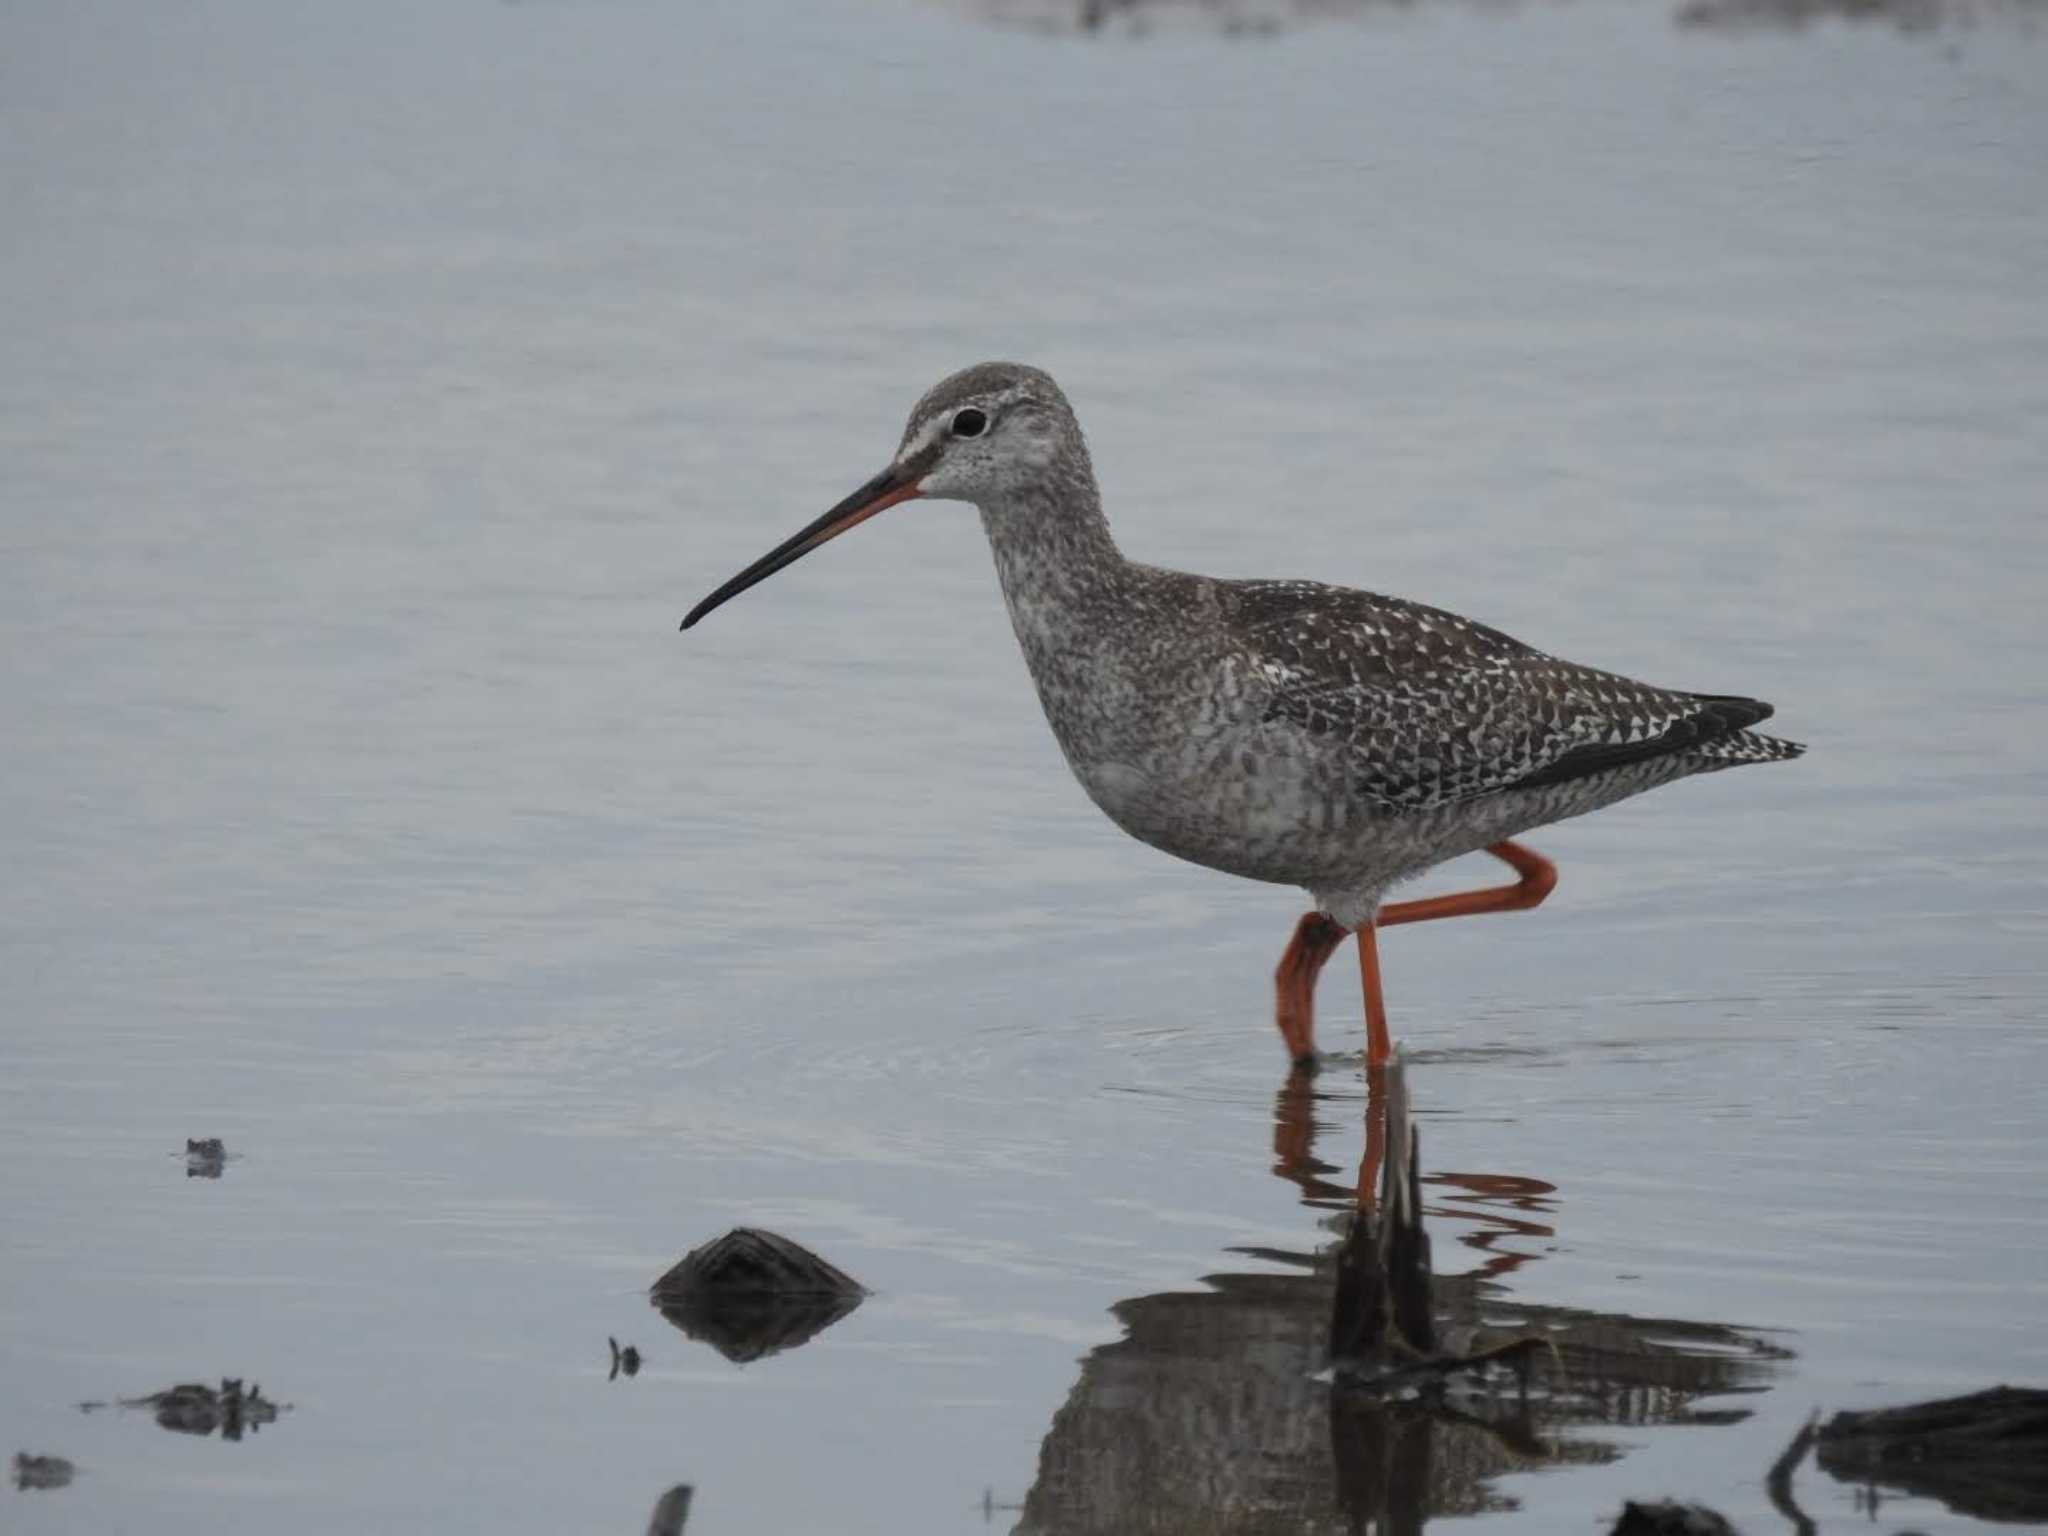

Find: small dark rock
<box><xmin>12</xmin><ymin>1453</ymin><xmax>75</xmax><ymax>1491</ymax></box>
<box><xmin>650</xmin><ymin>1228</ymin><xmax>865</xmax><ymax>1363</ymax></box>
<box><xmin>653</xmin><ymin>1228</ymin><xmax>865</xmax><ymax>1297</ymax></box>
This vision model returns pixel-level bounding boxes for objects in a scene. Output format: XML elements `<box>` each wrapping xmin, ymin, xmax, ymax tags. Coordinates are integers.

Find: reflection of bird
<box><xmin>683</xmin><ymin>363</ymin><xmax>1803</xmax><ymax>1064</ymax></box>
<box><xmin>1009</xmin><ymin>1068</ymin><xmax>1787</xmax><ymax>1536</ymax></box>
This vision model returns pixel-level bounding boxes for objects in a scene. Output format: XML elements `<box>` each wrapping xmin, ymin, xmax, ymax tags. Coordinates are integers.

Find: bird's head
<box><xmin>680</xmin><ymin>361</ymin><xmax>1088</xmax><ymax>631</ymax></box>
<box><xmin>893</xmin><ymin>361</ymin><xmax>1080</xmax><ymax>504</ymax></box>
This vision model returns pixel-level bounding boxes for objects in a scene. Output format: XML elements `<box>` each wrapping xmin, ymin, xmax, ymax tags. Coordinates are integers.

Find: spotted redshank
<box><xmin>682</xmin><ymin>363</ymin><xmax>1803</xmax><ymax>1067</ymax></box>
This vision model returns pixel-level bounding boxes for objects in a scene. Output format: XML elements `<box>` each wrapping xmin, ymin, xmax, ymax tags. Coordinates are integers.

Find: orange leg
<box><xmin>1274</xmin><ymin>911</ymin><xmax>1347</xmax><ymax>1068</ymax></box>
<box><xmin>1355</xmin><ymin>840</ymin><xmax>1558</xmax><ymax>1066</ymax></box>
<box><xmin>1376</xmin><ymin>838</ymin><xmax>1557</xmax><ymax>929</ymax></box>
<box><xmin>1357</xmin><ymin>924</ymin><xmax>1392</xmax><ymax>1066</ymax></box>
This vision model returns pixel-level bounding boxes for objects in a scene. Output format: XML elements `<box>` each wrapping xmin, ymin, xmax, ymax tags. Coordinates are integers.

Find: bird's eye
<box><xmin>951</xmin><ymin>408</ymin><xmax>988</xmax><ymax>438</ymax></box>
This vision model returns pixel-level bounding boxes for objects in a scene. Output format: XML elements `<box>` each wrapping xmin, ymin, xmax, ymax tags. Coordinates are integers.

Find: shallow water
<box><xmin>4</xmin><ymin>1</ymin><xmax>2046</xmax><ymax>1531</ymax></box>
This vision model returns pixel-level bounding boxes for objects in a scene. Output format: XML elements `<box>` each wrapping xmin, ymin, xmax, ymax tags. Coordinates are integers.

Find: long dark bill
<box><xmin>680</xmin><ymin>451</ymin><xmax>934</xmax><ymax>631</ymax></box>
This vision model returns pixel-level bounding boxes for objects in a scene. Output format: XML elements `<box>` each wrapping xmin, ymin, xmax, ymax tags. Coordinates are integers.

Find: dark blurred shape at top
<box><xmin>949</xmin><ymin>0</ymin><xmax>2045</xmax><ymax>34</ymax></box>
<box><xmin>650</xmin><ymin>1227</ymin><xmax>867</xmax><ymax>1364</ymax></box>
<box><xmin>1678</xmin><ymin>0</ymin><xmax>2041</xmax><ymax>28</ymax></box>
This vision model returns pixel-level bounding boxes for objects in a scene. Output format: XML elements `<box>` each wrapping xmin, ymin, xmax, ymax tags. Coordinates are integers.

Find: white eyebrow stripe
<box><xmin>900</xmin><ymin>415</ymin><xmax>949</xmax><ymax>461</ymax></box>
<box><xmin>900</xmin><ymin>383</ymin><xmax>1041</xmax><ymax>465</ymax></box>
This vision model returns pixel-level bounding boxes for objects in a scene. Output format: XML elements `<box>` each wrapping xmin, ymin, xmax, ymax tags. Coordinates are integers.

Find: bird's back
<box><xmin>1215</xmin><ymin>575</ymin><xmax>1804</xmax><ymax>817</ymax></box>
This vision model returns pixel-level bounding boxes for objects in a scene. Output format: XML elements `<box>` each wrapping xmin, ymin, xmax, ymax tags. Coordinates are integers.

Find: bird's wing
<box><xmin>1227</xmin><ymin>580</ymin><xmax>1779</xmax><ymax>811</ymax></box>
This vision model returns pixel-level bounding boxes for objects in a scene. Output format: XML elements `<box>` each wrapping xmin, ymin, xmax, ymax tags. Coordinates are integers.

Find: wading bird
<box><xmin>682</xmin><ymin>363</ymin><xmax>1803</xmax><ymax>1067</ymax></box>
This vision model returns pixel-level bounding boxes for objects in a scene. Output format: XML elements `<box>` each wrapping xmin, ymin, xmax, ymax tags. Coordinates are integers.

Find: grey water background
<box><xmin>4</xmin><ymin>0</ymin><xmax>2046</xmax><ymax>1530</ymax></box>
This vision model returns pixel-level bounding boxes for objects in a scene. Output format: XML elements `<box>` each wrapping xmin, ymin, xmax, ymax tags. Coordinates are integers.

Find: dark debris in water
<box><xmin>650</xmin><ymin>1228</ymin><xmax>866</xmax><ymax>1364</ymax></box>
<box><xmin>607</xmin><ymin>1336</ymin><xmax>642</xmax><ymax>1380</ymax></box>
<box><xmin>184</xmin><ymin>1138</ymin><xmax>226</xmax><ymax>1178</ymax></box>
<box><xmin>79</xmin><ymin>1379</ymin><xmax>287</xmax><ymax>1441</ymax></box>
<box><xmin>12</xmin><ymin>1453</ymin><xmax>75</xmax><ymax>1491</ymax></box>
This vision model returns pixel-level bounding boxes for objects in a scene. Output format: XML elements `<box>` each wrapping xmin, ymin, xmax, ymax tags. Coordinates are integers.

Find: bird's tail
<box><xmin>1693</xmin><ymin>729</ymin><xmax>1806</xmax><ymax>769</ymax></box>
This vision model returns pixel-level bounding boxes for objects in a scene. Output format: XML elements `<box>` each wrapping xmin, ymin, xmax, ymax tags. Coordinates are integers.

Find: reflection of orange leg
<box><xmin>1422</xmin><ymin>1170</ymin><xmax>1558</xmax><ymax>1280</ymax></box>
<box><xmin>1355</xmin><ymin>1060</ymin><xmax>1388</xmax><ymax>1213</ymax></box>
<box><xmin>1272</xmin><ymin>1071</ymin><xmax>1354</xmax><ymax>1206</ymax></box>
<box><xmin>1274</xmin><ymin>912</ymin><xmax>1348</xmax><ymax>1068</ymax></box>
<box><xmin>1359</xmin><ymin>841</ymin><xmax>1558</xmax><ymax>1065</ymax></box>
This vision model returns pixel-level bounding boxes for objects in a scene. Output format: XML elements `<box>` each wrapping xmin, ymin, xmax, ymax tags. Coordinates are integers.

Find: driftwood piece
<box><xmin>650</xmin><ymin>1228</ymin><xmax>866</xmax><ymax>1363</ymax></box>
<box><xmin>1814</xmin><ymin>1385</ymin><xmax>2048</xmax><ymax>1522</ymax></box>
<box><xmin>1606</xmin><ymin>1387</ymin><xmax>2048</xmax><ymax>1529</ymax></box>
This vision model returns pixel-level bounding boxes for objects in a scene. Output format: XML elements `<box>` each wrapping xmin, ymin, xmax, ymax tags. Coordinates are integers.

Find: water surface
<box><xmin>4</xmin><ymin>1</ymin><xmax>2046</xmax><ymax>1531</ymax></box>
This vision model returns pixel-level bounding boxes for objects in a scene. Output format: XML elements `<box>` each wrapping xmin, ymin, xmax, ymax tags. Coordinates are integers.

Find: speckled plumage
<box><xmin>689</xmin><ymin>362</ymin><xmax>1804</xmax><ymax>937</ymax></box>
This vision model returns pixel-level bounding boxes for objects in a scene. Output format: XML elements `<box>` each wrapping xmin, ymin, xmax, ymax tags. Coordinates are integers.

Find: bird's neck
<box><xmin>977</xmin><ymin>483</ymin><xmax>1145</xmax><ymax>765</ymax></box>
<box><xmin>977</xmin><ymin>484</ymin><xmax>1129</xmax><ymax>625</ymax></box>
